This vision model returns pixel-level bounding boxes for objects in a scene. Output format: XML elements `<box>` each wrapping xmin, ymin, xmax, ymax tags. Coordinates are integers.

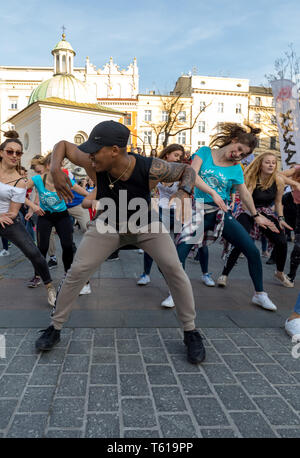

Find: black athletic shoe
<box><xmin>266</xmin><ymin>257</ymin><xmax>276</xmax><ymax>265</ymax></box>
<box><xmin>106</xmin><ymin>251</ymin><xmax>120</xmax><ymax>261</ymax></box>
<box><xmin>48</xmin><ymin>258</ymin><xmax>58</xmax><ymax>269</ymax></box>
<box><xmin>35</xmin><ymin>325</ymin><xmax>60</xmax><ymax>351</ymax></box>
<box><xmin>184</xmin><ymin>330</ymin><xmax>206</xmax><ymax>364</ymax></box>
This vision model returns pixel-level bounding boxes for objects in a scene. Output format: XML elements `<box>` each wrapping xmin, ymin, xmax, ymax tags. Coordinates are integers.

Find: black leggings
<box><xmin>36</xmin><ymin>211</ymin><xmax>74</xmax><ymax>273</ymax></box>
<box><xmin>222</xmin><ymin>212</ymin><xmax>287</xmax><ymax>276</ymax></box>
<box><xmin>288</xmin><ymin>204</ymin><xmax>300</xmax><ymax>281</ymax></box>
<box><xmin>0</xmin><ymin>216</ymin><xmax>52</xmax><ymax>284</ymax></box>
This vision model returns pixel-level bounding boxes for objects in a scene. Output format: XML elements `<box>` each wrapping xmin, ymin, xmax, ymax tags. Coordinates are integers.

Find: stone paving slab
<box><xmin>0</xmin><ymin>327</ymin><xmax>300</xmax><ymax>438</ymax></box>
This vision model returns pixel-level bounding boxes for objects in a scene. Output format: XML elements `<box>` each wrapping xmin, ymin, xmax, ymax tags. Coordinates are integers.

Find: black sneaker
<box><xmin>266</xmin><ymin>257</ymin><xmax>276</xmax><ymax>265</ymax></box>
<box><xmin>48</xmin><ymin>258</ymin><xmax>58</xmax><ymax>269</ymax></box>
<box><xmin>106</xmin><ymin>251</ymin><xmax>119</xmax><ymax>261</ymax></box>
<box><xmin>35</xmin><ymin>325</ymin><xmax>61</xmax><ymax>351</ymax></box>
<box><xmin>184</xmin><ymin>330</ymin><xmax>206</xmax><ymax>364</ymax></box>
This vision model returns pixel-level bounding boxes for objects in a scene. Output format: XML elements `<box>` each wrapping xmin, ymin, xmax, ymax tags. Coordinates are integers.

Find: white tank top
<box><xmin>0</xmin><ymin>181</ymin><xmax>26</xmax><ymax>213</ymax></box>
<box><xmin>157</xmin><ymin>181</ymin><xmax>179</xmax><ymax>208</ymax></box>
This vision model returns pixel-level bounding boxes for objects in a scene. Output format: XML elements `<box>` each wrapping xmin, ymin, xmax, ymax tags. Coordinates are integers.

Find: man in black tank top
<box><xmin>35</xmin><ymin>121</ymin><xmax>205</xmax><ymax>365</ymax></box>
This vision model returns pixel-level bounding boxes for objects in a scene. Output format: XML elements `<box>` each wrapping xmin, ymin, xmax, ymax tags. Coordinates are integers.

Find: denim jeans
<box><xmin>0</xmin><ymin>216</ymin><xmax>52</xmax><ymax>284</ymax></box>
<box><xmin>177</xmin><ymin>210</ymin><xmax>263</xmax><ymax>292</ymax></box>
<box><xmin>294</xmin><ymin>293</ymin><xmax>300</xmax><ymax>314</ymax></box>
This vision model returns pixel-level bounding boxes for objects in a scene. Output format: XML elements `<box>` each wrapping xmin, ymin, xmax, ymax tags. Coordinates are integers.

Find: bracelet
<box><xmin>278</xmin><ymin>216</ymin><xmax>285</xmax><ymax>221</ymax></box>
<box><xmin>252</xmin><ymin>212</ymin><xmax>260</xmax><ymax>219</ymax></box>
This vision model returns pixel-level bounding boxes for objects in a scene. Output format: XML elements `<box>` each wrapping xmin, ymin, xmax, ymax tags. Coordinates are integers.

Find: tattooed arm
<box><xmin>149</xmin><ymin>158</ymin><xmax>195</xmax><ymax>190</ymax></box>
<box><xmin>149</xmin><ymin>158</ymin><xmax>196</xmax><ymax>222</ymax></box>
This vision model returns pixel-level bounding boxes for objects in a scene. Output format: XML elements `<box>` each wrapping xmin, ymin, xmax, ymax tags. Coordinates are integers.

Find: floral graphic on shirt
<box><xmin>200</xmin><ymin>168</ymin><xmax>229</xmax><ymax>196</ymax></box>
<box><xmin>40</xmin><ymin>192</ymin><xmax>62</xmax><ymax>209</ymax></box>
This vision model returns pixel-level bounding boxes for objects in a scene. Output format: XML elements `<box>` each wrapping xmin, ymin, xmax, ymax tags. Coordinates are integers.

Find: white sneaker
<box><xmin>47</xmin><ymin>285</ymin><xmax>56</xmax><ymax>307</ymax></box>
<box><xmin>0</xmin><ymin>249</ymin><xmax>9</xmax><ymax>257</ymax></box>
<box><xmin>217</xmin><ymin>275</ymin><xmax>227</xmax><ymax>287</ymax></box>
<box><xmin>285</xmin><ymin>318</ymin><xmax>300</xmax><ymax>341</ymax></box>
<box><xmin>252</xmin><ymin>292</ymin><xmax>277</xmax><ymax>311</ymax></box>
<box><xmin>201</xmin><ymin>273</ymin><xmax>215</xmax><ymax>287</ymax></box>
<box><xmin>79</xmin><ymin>283</ymin><xmax>92</xmax><ymax>296</ymax></box>
<box><xmin>137</xmin><ymin>274</ymin><xmax>150</xmax><ymax>285</ymax></box>
<box><xmin>161</xmin><ymin>294</ymin><xmax>175</xmax><ymax>308</ymax></box>
<box><xmin>138</xmin><ymin>249</ymin><xmax>144</xmax><ymax>254</ymax></box>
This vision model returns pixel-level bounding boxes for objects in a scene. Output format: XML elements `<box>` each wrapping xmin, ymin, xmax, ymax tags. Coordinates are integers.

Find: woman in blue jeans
<box><xmin>0</xmin><ymin>130</ymin><xmax>56</xmax><ymax>306</ymax></box>
<box><xmin>162</xmin><ymin>123</ymin><xmax>280</xmax><ymax>311</ymax></box>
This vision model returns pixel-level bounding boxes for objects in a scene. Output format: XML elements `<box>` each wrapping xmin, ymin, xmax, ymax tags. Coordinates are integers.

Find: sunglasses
<box><xmin>4</xmin><ymin>149</ymin><xmax>23</xmax><ymax>158</ymax></box>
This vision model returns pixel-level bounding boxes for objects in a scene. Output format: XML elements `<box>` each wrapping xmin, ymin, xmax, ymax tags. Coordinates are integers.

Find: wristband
<box><xmin>252</xmin><ymin>212</ymin><xmax>260</xmax><ymax>219</ymax></box>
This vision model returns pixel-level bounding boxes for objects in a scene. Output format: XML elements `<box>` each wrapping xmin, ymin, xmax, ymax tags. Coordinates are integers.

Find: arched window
<box><xmin>56</xmin><ymin>55</ymin><xmax>59</xmax><ymax>73</ymax></box>
<box><xmin>74</xmin><ymin>134</ymin><xmax>85</xmax><ymax>145</ymax></box>
<box><xmin>62</xmin><ymin>55</ymin><xmax>66</xmax><ymax>73</ymax></box>
<box><xmin>69</xmin><ymin>56</ymin><xmax>72</xmax><ymax>73</ymax></box>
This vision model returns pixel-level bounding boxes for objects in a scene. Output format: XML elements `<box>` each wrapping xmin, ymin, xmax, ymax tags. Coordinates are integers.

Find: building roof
<box><xmin>250</xmin><ymin>86</ymin><xmax>273</xmax><ymax>96</ymax></box>
<box><xmin>51</xmin><ymin>34</ymin><xmax>75</xmax><ymax>55</ymax></box>
<box><xmin>28</xmin><ymin>74</ymin><xmax>95</xmax><ymax>105</ymax></box>
<box><xmin>6</xmin><ymin>97</ymin><xmax>124</xmax><ymax>122</ymax></box>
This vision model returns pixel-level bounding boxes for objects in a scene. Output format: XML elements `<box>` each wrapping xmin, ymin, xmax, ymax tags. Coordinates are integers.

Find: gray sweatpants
<box><xmin>51</xmin><ymin>218</ymin><xmax>196</xmax><ymax>331</ymax></box>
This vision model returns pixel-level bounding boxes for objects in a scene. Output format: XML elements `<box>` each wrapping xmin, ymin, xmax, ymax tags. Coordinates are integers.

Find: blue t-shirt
<box><xmin>193</xmin><ymin>146</ymin><xmax>244</xmax><ymax>203</ymax></box>
<box><xmin>32</xmin><ymin>175</ymin><xmax>67</xmax><ymax>213</ymax></box>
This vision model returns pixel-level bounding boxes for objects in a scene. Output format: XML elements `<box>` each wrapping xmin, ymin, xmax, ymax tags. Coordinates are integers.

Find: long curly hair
<box><xmin>210</xmin><ymin>123</ymin><xmax>260</xmax><ymax>154</ymax></box>
<box><xmin>244</xmin><ymin>152</ymin><xmax>279</xmax><ymax>192</ymax></box>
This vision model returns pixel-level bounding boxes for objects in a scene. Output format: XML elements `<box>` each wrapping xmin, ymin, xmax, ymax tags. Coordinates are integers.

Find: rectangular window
<box><xmin>198</xmin><ymin>121</ymin><xmax>206</xmax><ymax>133</ymax></box>
<box><xmin>9</xmin><ymin>100</ymin><xmax>18</xmax><ymax>110</ymax></box>
<box><xmin>178</xmin><ymin>131</ymin><xmax>186</xmax><ymax>144</ymax></box>
<box><xmin>255</xmin><ymin>97</ymin><xmax>261</xmax><ymax>106</ymax></box>
<box><xmin>124</xmin><ymin>113</ymin><xmax>132</xmax><ymax>126</ymax></box>
<box><xmin>217</xmin><ymin>102</ymin><xmax>224</xmax><ymax>113</ymax></box>
<box><xmin>144</xmin><ymin>131</ymin><xmax>152</xmax><ymax>144</ymax></box>
<box><xmin>270</xmin><ymin>136</ymin><xmax>276</xmax><ymax>149</ymax></box>
<box><xmin>178</xmin><ymin>111</ymin><xmax>186</xmax><ymax>122</ymax></box>
<box><xmin>236</xmin><ymin>103</ymin><xmax>242</xmax><ymax>114</ymax></box>
<box><xmin>271</xmin><ymin>114</ymin><xmax>277</xmax><ymax>125</ymax></box>
<box><xmin>198</xmin><ymin>141</ymin><xmax>206</xmax><ymax>146</ymax></box>
<box><xmin>254</xmin><ymin>113</ymin><xmax>261</xmax><ymax>123</ymax></box>
<box><xmin>199</xmin><ymin>101</ymin><xmax>206</xmax><ymax>111</ymax></box>
<box><xmin>158</xmin><ymin>132</ymin><xmax>165</xmax><ymax>144</ymax></box>
<box><xmin>161</xmin><ymin>111</ymin><xmax>168</xmax><ymax>122</ymax></box>
<box><xmin>216</xmin><ymin>122</ymin><xmax>222</xmax><ymax>133</ymax></box>
<box><xmin>144</xmin><ymin>110</ymin><xmax>152</xmax><ymax>121</ymax></box>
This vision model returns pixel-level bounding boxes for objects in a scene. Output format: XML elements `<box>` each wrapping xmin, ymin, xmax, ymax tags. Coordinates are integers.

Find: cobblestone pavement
<box><xmin>0</xmin><ymin>235</ymin><xmax>299</xmax><ymax>438</ymax></box>
<box><xmin>0</xmin><ymin>326</ymin><xmax>300</xmax><ymax>438</ymax></box>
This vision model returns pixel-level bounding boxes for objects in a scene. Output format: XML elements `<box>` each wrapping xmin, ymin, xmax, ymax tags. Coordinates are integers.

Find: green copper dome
<box><xmin>28</xmin><ymin>74</ymin><xmax>94</xmax><ymax>105</ymax></box>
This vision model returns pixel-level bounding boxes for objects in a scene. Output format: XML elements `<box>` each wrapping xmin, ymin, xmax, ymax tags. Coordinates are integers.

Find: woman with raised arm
<box><xmin>218</xmin><ymin>152</ymin><xmax>293</xmax><ymax>288</ymax></box>
<box><xmin>163</xmin><ymin>123</ymin><xmax>280</xmax><ymax>311</ymax></box>
<box><xmin>0</xmin><ymin>131</ymin><xmax>56</xmax><ymax>306</ymax></box>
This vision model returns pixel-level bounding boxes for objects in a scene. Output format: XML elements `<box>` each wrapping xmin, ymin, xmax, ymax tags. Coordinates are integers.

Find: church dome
<box><xmin>51</xmin><ymin>34</ymin><xmax>75</xmax><ymax>55</ymax></box>
<box><xmin>28</xmin><ymin>74</ymin><xmax>94</xmax><ymax>105</ymax></box>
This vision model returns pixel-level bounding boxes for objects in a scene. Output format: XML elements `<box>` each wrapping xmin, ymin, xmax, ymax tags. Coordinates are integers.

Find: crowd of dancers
<box><xmin>0</xmin><ymin>120</ymin><xmax>299</xmax><ymax>364</ymax></box>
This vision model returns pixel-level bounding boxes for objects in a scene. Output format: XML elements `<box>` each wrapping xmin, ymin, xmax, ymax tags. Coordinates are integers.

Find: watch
<box><xmin>178</xmin><ymin>185</ymin><xmax>193</xmax><ymax>196</ymax></box>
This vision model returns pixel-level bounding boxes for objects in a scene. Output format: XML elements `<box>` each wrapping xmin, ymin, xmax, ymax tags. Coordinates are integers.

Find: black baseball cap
<box><xmin>78</xmin><ymin>120</ymin><xmax>130</xmax><ymax>154</ymax></box>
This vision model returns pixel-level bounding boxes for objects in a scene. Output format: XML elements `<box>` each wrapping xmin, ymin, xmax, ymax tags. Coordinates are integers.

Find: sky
<box><xmin>2</xmin><ymin>0</ymin><xmax>300</xmax><ymax>93</ymax></box>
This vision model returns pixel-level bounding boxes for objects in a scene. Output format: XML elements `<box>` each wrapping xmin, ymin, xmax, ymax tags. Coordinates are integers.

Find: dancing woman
<box><xmin>0</xmin><ymin>131</ymin><xmax>56</xmax><ymax>306</ymax></box>
<box><xmin>171</xmin><ymin>123</ymin><xmax>280</xmax><ymax>311</ymax></box>
<box><xmin>137</xmin><ymin>144</ymin><xmax>184</xmax><ymax>287</ymax></box>
<box><xmin>218</xmin><ymin>152</ymin><xmax>293</xmax><ymax>288</ymax></box>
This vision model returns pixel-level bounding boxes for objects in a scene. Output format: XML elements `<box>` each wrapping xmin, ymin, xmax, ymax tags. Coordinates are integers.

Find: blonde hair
<box><xmin>244</xmin><ymin>152</ymin><xmax>279</xmax><ymax>192</ymax></box>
